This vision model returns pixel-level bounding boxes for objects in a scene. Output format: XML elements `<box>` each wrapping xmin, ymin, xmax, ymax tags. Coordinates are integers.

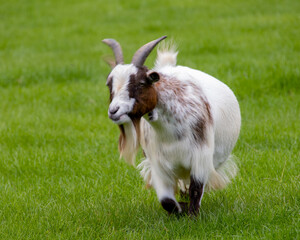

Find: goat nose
<box><xmin>109</xmin><ymin>106</ymin><xmax>119</xmax><ymax>115</ymax></box>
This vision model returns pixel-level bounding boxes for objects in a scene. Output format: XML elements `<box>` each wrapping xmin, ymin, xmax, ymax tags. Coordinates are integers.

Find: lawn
<box><xmin>0</xmin><ymin>0</ymin><xmax>299</xmax><ymax>239</ymax></box>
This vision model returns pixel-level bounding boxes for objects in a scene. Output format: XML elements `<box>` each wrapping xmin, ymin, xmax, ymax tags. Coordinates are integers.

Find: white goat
<box><xmin>102</xmin><ymin>36</ymin><xmax>241</xmax><ymax>216</ymax></box>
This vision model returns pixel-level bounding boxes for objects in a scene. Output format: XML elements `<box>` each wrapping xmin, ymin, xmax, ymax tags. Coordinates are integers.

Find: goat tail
<box><xmin>206</xmin><ymin>155</ymin><xmax>238</xmax><ymax>191</ymax></box>
<box><xmin>154</xmin><ymin>40</ymin><xmax>178</xmax><ymax>69</ymax></box>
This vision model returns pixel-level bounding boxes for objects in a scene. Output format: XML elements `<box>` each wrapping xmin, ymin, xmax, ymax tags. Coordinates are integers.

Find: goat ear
<box><xmin>103</xmin><ymin>56</ymin><xmax>116</xmax><ymax>68</ymax></box>
<box><xmin>147</xmin><ymin>71</ymin><xmax>160</xmax><ymax>83</ymax></box>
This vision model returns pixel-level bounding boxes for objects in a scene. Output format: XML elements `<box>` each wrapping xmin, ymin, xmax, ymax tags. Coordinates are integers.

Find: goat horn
<box><xmin>102</xmin><ymin>39</ymin><xmax>124</xmax><ymax>65</ymax></box>
<box><xmin>132</xmin><ymin>36</ymin><xmax>167</xmax><ymax>67</ymax></box>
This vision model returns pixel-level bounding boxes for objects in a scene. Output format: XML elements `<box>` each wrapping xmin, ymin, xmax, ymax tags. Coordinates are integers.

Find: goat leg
<box><xmin>188</xmin><ymin>176</ymin><xmax>204</xmax><ymax>216</ymax></box>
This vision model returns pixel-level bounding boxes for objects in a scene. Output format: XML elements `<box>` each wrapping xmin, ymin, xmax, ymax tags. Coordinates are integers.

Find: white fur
<box><xmin>141</xmin><ymin>47</ymin><xmax>240</xmax><ymax>205</ymax></box>
<box><xmin>109</xmin><ymin>46</ymin><xmax>241</xmax><ymax>208</ymax></box>
<box><xmin>107</xmin><ymin>64</ymin><xmax>138</xmax><ymax>125</ymax></box>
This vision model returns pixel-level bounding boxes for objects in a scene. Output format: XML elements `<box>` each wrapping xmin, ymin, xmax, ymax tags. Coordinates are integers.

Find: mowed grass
<box><xmin>0</xmin><ymin>0</ymin><xmax>299</xmax><ymax>239</ymax></box>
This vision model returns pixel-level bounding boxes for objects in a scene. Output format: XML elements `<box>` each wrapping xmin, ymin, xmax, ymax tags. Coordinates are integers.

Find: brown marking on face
<box><xmin>106</xmin><ymin>76</ymin><xmax>114</xmax><ymax>102</ymax></box>
<box><xmin>127</xmin><ymin>66</ymin><xmax>158</xmax><ymax>120</ymax></box>
<box><xmin>127</xmin><ymin>67</ymin><xmax>159</xmax><ymax>148</ymax></box>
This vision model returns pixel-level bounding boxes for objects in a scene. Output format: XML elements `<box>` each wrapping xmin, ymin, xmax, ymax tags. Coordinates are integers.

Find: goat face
<box><xmin>103</xmin><ymin>36</ymin><xmax>166</xmax><ymax>125</ymax></box>
<box><xmin>106</xmin><ymin>64</ymin><xmax>160</xmax><ymax>125</ymax></box>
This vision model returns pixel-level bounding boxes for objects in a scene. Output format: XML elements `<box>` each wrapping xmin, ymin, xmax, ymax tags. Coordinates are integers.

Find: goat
<box><xmin>102</xmin><ymin>36</ymin><xmax>241</xmax><ymax>216</ymax></box>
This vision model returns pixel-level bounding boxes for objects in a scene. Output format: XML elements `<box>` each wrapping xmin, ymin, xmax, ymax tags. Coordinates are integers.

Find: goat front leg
<box><xmin>151</xmin><ymin>168</ymin><xmax>181</xmax><ymax>214</ymax></box>
<box><xmin>189</xmin><ymin>176</ymin><xmax>205</xmax><ymax>216</ymax></box>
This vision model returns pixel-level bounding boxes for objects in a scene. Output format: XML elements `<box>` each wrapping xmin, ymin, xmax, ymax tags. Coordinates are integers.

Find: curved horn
<box><xmin>102</xmin><ymin>39</ymin><xmax>124</xmax><ymax>65</ymax></box>
<box><xmin>132</xmin><ymin>36</ymin><xmax>167</xmax><ymax>67</ymax></box>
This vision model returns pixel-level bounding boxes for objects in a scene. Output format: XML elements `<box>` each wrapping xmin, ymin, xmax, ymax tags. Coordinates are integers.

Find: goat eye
<box><xmin>140</xmin><ymin>78</ymin><xmax>151</xmax><ymax>87</ymax></box>
<box><xmin>140</xmin><ymin>80</ymin><xmax>147</xmax><ymax>86</ymax></box>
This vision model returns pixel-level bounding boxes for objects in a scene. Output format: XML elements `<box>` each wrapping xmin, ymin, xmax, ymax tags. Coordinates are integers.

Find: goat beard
<box><xmin>117</xmin><ymin>118</ymin><xmax>141</xmax><ymax>165</ymax></box>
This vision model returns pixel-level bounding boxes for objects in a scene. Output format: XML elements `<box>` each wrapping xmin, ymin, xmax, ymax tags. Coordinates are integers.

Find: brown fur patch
<box><xmin>155</xmin><ymin>76</ymin><xmax>213</xmax><ymax>144</ymax></box>
<box><xmin>155</xmin><ymin>75</ymin><xmax>187</xmax><ymax>100</ymax></box>
<box><xmin>127</xmin><ymin>67</ymin><xmax>158</xmax><ymax>120</ymax></box>
<box><xmin>191</xmin><ymin>95</ymin><xmax>213</xmax><ymax>144</ymax></box>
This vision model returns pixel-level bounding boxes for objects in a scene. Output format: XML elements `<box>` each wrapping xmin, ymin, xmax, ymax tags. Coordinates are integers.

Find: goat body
<box><xmin>103</xmin><ymin>37</ymin><xmax>241</xmax><ymax>216</ymax></box>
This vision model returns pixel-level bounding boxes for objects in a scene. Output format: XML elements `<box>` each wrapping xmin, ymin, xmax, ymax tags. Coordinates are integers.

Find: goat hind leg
<box><xmin>188</xmin><ymin>145</ymin><xmax>213</xmax><ymax>216</ymax></box>
<box><xmin>188</xmin><ymin>176</ymin><xmax>205</xmax><ymax>216</ymax></box>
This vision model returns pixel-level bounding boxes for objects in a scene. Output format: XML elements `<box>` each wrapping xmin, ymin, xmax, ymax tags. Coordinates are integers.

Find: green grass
<box><xmin>0</xmin><ymin>0</ymin><xmax>299</xmax><ymax>239</ymax></box>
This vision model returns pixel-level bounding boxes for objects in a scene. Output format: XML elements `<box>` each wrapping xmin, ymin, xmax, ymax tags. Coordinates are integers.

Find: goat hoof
<box><xmin>161</xmin><ymin>198</ymin><xmax>180</xmax><ymax>214</ymax></box>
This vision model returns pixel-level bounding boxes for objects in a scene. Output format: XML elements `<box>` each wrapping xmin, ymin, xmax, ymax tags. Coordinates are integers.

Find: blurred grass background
<box><xmin>0</xmin><ymin>0</ymin><xmax>299</xmax><ymax>239</ymax></box>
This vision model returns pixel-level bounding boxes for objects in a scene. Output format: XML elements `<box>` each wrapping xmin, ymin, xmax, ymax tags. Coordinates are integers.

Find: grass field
<box><xmin>0</xmin><ymin>0</ymin><xmax>299</xmax><ymax>239</ymax></box>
